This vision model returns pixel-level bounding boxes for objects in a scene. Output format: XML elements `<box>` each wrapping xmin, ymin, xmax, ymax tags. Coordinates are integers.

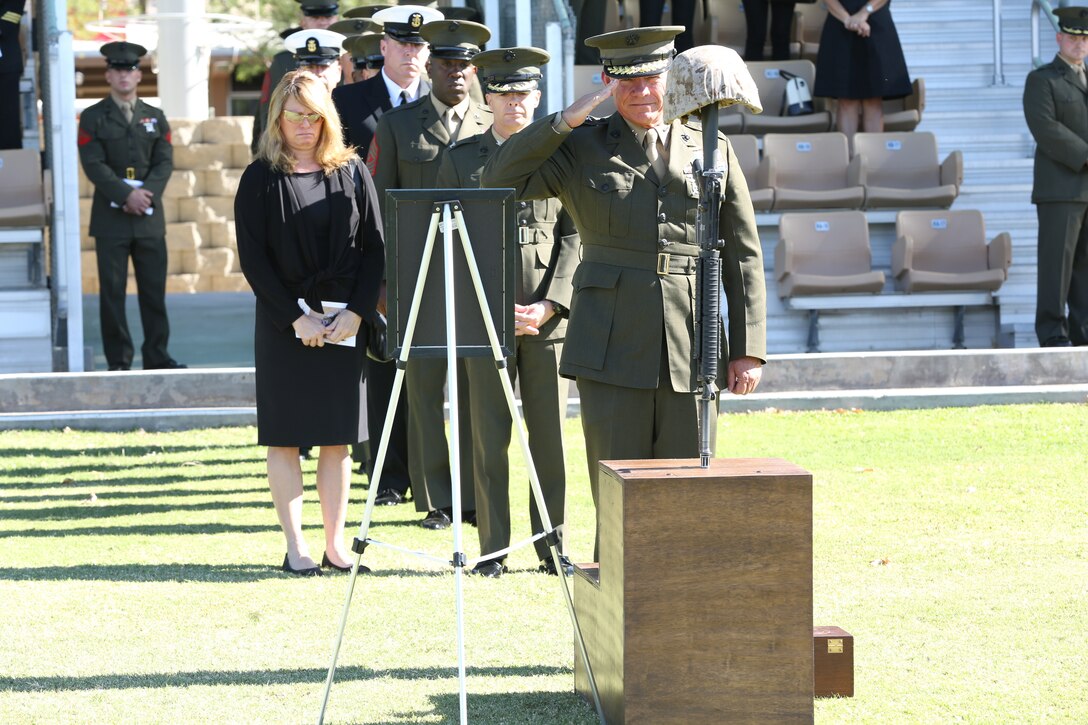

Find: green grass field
<box><xmin>1</xmin><ymin>404</ymin><xmax>1086</xmax><ymax>723</ymax></box>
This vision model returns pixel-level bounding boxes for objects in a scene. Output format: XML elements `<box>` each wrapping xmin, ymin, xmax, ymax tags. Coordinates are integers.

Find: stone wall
<box><xmin>79</xmin><ymin>116</ymin><xmax>254</xmax><ymax>295</ymax></box>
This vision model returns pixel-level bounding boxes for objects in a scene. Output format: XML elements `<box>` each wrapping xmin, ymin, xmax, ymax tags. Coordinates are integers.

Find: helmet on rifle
<box><xmin>663</xmin><ymin>45</ymin><xmax>761</xmax><ymax>124</ymax></box>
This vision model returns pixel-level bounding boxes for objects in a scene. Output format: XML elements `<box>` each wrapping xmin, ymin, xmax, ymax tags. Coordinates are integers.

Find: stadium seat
<box><xmin>892</xmin><ymin>210</ymin><xmax>1011</xmax><ymax>292</ymax></box>
<box><xmin>794</xmin><ymin>2</ymin><xmax>828</xmax><ymax>61</ymax></box>
<box><xmin>852</xmin><ymin>131</ymin><xmax>961</xmax><ymax>209</ymax></box>
<box><xmin>727</xmin><ymin>60</ymin><xmax>834</xmax><ymax>135</ymax></box>
<box><xmin>775</xmin><ymin>211</ymin><xmax>885</xmax><ymax>297</ymax></box>
<box><xmin>727</xmin><ymin>134</ymin><xmax>774</xmax><ymax>211</ymax></box>
<box><xmin>762</xmin><ymin>132</ymin><xmax>865</xmax><ymax>210</ymax></box>
<box><xmin>882</xmin><ymin>78</ymin><xmax>926</xmax><ymax>132</ymax></box>
<box><xmin>0</xmin><ymin>149</ymin><xmax>48</xmax><ymax>228</ymax></box>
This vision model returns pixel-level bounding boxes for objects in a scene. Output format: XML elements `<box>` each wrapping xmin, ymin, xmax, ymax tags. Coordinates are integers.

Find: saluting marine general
<box><xmin>482</xmin><ymin>27</ymin><xmax>767</xmax><ymax>554</ymax></box>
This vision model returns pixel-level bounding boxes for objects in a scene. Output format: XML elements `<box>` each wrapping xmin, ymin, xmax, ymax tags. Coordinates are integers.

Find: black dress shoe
<box><xmin>107</xmin><ymin>364</ymin><xmax>131</xmax><ymax>371</ymax></box>
<box><xmin>1041</xmin><ymin>336</ymin><xmax>1073</xmax><ymax>348</ymax></box>
<box><xmin>462</xmin><ymin>509</ymin><xmax>477</xmax><ymax>526</ymax></box>
<box><xmin>281</xmin><ymin>554</ymin><xmax>322</xmax><ymax>577</ymax></box>
<box><xmin>321</xmin><ymin>553</ymin><xmax>370</xmax><ymax>574</ymax></box>
<box><xmin>421</xmin><ymin>508</ymin><xmax>452</xmax><ymax>530</ymax></box>
<box><xmin>538</xmin><ymin>554</ymin><xmax>574</xmax><ymax>576</ymax></box>
<box><xmin>144</xmin><ymin>359</ymin><xmax>188</xmax><ymax>370</ymax></box>
<box><xmin>374</xmin><ymin>489</ymin><xmax>405</xmax><ymax>506</ymax></box>
<box><xmin>471</xmin><ymin>561</ymin><xmax>507</xmax><ymax>578</ymax></box>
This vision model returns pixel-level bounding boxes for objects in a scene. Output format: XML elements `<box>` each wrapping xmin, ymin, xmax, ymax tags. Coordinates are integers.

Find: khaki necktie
<box><xmin>1076</xmin><ymin>65</ymin><xmax>1087</xmax><ymax>91</ymax></box>
<box><xmin>643</xmin><ymin>127</ymin><xmax>667</xmax><ymax>178</ymax></box>
<box><xmin>446</xmin><ymin>108</ymin><xmax>459</xmax><ymax>137</ymax></box>
<box><xmin>121</xmin><ymin>101</ymin><xmax>133</xmax><ymax>124</ymax></box>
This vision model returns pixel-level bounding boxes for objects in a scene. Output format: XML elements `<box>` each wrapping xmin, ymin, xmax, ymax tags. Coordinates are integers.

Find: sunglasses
<box><xmin>282</xmin><ymin>110</ymin><xmax>323</xmax><ymax>124</ymax></box>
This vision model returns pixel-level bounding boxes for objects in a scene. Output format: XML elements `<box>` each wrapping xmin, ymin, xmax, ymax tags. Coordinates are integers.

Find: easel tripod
<box><xmin>316</xmin><ymin>197</ymin><xmax>605</xmax><ymax>724</ymax></box>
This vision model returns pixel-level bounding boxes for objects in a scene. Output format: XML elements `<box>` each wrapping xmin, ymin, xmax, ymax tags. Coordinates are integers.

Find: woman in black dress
<box><xmin>235</xmin><ymin>71</ymin><xmax>384</xmax><ymax>576</ymax></box>
<box><xmin>813</xmin><ymin>0</ymin><xmax>912</xmax><ymax>135</ymax></box>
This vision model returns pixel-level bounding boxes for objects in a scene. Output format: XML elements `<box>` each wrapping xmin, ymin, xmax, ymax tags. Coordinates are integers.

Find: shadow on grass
<box><xmin>0</xmin><ymin>500</ymin><xmax>274</xmax><ymax>520</ymax></box>
<box><xmin>0</xmin><ymin>472</ymin><xmax>261</xmax><ymax>491</ymax></box>
<box><xmin>0</xmin><ymin>564</ymin><xmax>459</xmax><ymax>582</ymax></box>
<box><xmin>0</xmin><ymin>457</ymin><xmax>261</xmax><ymax>478</ymax></box>
<box><xmin>0</xmin><ymin>522</ymin><xmax>303</xmax><ymax>538</ymax></box>
<box><xmin>0</xmin><ymin>486</ymin><xmax>268</xmax><ymax>503</ymax></box>
<box><xmin>424</xmin><ymin>690</ymin><xmax>596</xmax><ymax>725</ymax></box>
<box><xmin>0</xmin><ymin>664</ymin><xmax>574</xmax><ymax>693</ymax></box>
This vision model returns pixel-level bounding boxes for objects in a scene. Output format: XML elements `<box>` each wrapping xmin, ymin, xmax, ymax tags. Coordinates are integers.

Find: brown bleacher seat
<box><xmin>882</xmin><ymin>78</ymin><xmax>925</xmax><ymax>132</ymax></box>
<box><xmin>852</xmin><ymin>131</ymin><xmax>961</xmax><ymax>209</ymax></box>
<box><xmin>762</xmin><ymin>132</ymin><xmax>865</xmax><ymax>210</ymax></box>
<box><xmin>0</xmin><ymin>149</ymin><xmax>48</xmax><ymax>228</ymax></box>
<box><xmin>794</xmin><ymin>2</ymin><xmax>828</xmax><ymax>62</ymax></box>
<box><xmin>775</xmin><ymin>210</ymin><xmax>885</xmax><ymax>297</ymax></box>
<box><xmin>727</xmin><ymin>134</ymin><xmax>774</xmax><ymax>211</ymax></box>
<box><xmin>725</xmin><ymin>60</ymin><xmax>833</xmax><ymax>135</ymax></box>
<box><xmin>892</xmin><ymin>210</ymin><xmax>1011</xmax><ymax>292</ymax></box>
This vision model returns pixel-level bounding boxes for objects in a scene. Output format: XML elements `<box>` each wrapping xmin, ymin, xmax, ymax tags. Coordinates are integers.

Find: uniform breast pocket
<box><xmin>583</xmin><ymin>166</ymin><xmax>634</xmax><ymax>237</ymax></box>
<box><xmin>531</xmin><ymin>199</ymin><xmax>557</xmax><ymax>225</ymax></box>
<box><xmin>406</xmin><ymin>143</ymin><xmax>441</xmax><ymax>166</ymax></box>
<box><xmin>563</xmin><ymin>262</ymin><xmax>621</xmax><ymax>371</ymax></box>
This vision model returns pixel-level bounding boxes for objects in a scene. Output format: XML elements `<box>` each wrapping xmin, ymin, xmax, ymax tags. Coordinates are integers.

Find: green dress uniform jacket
<box><xmin>78</xmin><ymin>97</ymin><xmax>173</xmax><ymax>238</ymax></box>
<box><xmin>1024</xmin><ymin>54</ymin><xmax>1088</xmax><ymax>344</ymax></box>
<box><xmin>368</xmin><ymin>94</ymin><xmax>494</xmax><ymax>516</ymax></box>
<box><xmin>1025</xmin><ymin>55</ymin><xmax>1088</xmax><ymax>203</ymax></box>
<box><xmin>437</xmin><ymin>130</ymin><xmax>581</xmax><ymax>560</ymax></box>
<box><xmin>481</xmin><ymin>111</ymin><xmax>767</xmax><ymax>393</ymax></box>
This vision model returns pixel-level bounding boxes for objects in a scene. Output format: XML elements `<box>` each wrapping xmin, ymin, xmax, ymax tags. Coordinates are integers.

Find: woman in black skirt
<box><xmin>235</xmin><ymin>71</ymin><xmax>384</xmax><ymax>576</ymax></box>
<box><xmin>814</xmin><ymin>0</ymin><xmax>912</xmax><ymax>135</ymax></box>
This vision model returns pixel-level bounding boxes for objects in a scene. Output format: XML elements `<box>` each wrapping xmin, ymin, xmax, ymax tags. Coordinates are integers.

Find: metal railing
<box><xmin>1032</xmin><ymin>0</ymin><xmax>1061</xmax><ymax>68</ymax></box>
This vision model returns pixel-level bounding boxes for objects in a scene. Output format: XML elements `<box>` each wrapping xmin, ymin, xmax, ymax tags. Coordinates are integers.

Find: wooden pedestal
<box><xmin>573</xmin><ymin>458</ymin><xmax>813</xmax><ymax>724</ymax></box>
<box><xmin>814</xmin><ymin>626</ymin><xmax>854</xmax><ymax>697</ymax></box>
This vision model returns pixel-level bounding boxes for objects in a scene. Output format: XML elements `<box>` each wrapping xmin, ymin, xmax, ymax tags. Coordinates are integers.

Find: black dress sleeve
<box><xmin>347</xmin><ymin>158</ymin><xmax>385</xmax><ymax>322</ymax></box>
<box><xmin>234</xmin><ymin>162</ymin><xmax>304</xmax><ymax>331</ymax></box>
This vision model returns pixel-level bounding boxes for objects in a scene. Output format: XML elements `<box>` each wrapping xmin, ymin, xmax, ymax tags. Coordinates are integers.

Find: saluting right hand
<box><xmin>561</xmin><ymin>82</ymin><xmax>617</xmax><ymax>129</ymax></box>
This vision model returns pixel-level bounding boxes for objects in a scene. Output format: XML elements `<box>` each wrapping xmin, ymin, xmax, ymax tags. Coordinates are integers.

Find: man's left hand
<box><xmin>727</xmin><ymin>356</ymin><xmax>763</xmax><ymax>396</ymax></box>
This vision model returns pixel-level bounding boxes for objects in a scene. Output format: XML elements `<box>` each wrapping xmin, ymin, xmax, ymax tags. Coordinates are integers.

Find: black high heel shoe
<box><xmin>282</xmin><ymin>554</ymin><xmax>322</xmax><ymax>577</ymax></box>
<box><xmin>322</xmin><ymin>553</ymin><xmax>371</xmax><ymax>574</ymax></box>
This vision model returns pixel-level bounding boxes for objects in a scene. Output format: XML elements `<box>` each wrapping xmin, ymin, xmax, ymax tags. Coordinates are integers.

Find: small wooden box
<box><xmin>814</xmin><ymin>626</ymin><xmax>854</xmax><ymax>697</ymax></box>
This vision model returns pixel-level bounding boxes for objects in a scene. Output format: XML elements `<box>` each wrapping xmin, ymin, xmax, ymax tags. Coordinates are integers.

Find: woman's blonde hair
<box><xmin>257</xmin><ymin>70</ymin><xmax>356</xmax><ymax>174</ymax></box>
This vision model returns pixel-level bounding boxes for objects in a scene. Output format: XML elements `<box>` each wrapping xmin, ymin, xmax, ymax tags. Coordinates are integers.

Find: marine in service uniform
<box><xmin>367</xmin><ymin>18</ymin><xmax>494</xmax><ymax>530</ymax></box>
<box><xmin>78</xmin><ymin>42</ymin><xmax>184</xmax><ymax>371</ymax></box>
<box><xmin>436</xmin><ymin>47</ymin><xmax>580</xmax><ymax>578</ymax></box>
<box><xmin>482</xmin><ymin>27</ymin><xmax>767</xmax><ymax>555</ymax></box>
<box><xmin>1024</xmin><ymin>6</ymin><xmax>1088</xmax><ymax>347</ymax></box>
<box><xmin>251</xmin><ymin>0</ymin><xmax>340</xmax><ymax>154</ymax></box>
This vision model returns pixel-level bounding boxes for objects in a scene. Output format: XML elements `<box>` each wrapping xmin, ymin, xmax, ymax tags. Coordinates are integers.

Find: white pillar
<box><xmin>156</xmin><ymin>0</ymin><xmax>210</xmax><ymax>119</ymax></box>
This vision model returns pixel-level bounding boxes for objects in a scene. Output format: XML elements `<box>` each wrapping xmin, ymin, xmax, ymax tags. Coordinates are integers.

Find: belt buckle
<box><xmin>656</xmin><ymin>252</ymin><xmax>670</xmax><ymax>276</ymax></box>
<box><xmin>125</xmin><ymin>167</ymin><xmax>136</xmax><ymax>180</ymax></box>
